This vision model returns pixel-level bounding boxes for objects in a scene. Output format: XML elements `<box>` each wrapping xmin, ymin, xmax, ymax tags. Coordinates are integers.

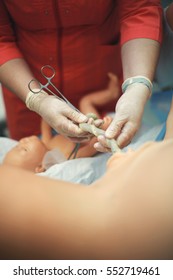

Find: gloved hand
<box><xmin>94</xmin><ymin>83</ymin><xmax>150</xmax><ymax>152</ymax></box>
<box><xmin>26</xmin><ymin>90</ymin><xmax>90</xmax><ymax>142</ymax></box>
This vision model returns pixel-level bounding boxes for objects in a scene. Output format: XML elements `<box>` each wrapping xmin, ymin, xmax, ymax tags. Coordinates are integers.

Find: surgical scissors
<box><xmin>28</xmin><ymin>65</ymin><xmax>80</xmax><ymax>113</ymax></box>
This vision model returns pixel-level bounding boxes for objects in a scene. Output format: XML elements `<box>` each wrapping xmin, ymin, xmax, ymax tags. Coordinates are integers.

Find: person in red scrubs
<box><xmin>0</xmin><ymin>1</ymin><xmax>162</xmax><ymax>149</ymax></box>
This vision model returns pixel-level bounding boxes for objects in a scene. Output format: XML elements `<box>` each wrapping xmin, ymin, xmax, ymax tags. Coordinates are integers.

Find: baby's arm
<box><xmin>79</xmin><ymin>73</ymin><xmax>120</xmax><ymax>117</ymax></box>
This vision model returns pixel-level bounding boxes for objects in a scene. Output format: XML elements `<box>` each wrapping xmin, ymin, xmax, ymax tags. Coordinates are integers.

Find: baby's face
<box><xmin>3</xmin><ymin>136</ymin><xmax>48</xmax><ymax>172</ymax></box>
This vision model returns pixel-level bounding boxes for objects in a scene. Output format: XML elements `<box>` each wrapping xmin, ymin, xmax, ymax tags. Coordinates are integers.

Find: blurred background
<box><xmin>162</xmin><ymin>0</ymin><xmax>172</xmax><ymax>7</ymax></box>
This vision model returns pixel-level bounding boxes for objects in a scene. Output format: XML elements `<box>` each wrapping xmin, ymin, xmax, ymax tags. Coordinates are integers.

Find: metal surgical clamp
<box><xmin>28</xmin><ymin>65</ymin><xmax>80</xmax><ymax>113</ymax></box>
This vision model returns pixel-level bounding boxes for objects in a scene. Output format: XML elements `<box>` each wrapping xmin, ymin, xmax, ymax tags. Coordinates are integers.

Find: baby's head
<box><xmin>3</xmin><ymin>136</ymin><xmax>48</xmax><ymax>172</ymax></box>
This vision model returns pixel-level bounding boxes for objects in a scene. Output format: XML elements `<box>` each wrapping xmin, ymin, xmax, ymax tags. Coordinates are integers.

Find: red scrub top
<box><xmin>0</xmin><ymin>0</ymin><xmax>162</xmax><ymax>139</ymax></box>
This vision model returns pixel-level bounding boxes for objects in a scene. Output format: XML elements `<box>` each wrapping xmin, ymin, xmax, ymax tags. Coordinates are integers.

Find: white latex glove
<box><xmin>94</xmin><ymin>83</ymin><xmax>150</xmax><ymax>152</ymax></box>
<box><xmin>26</xmin><ymin>90</ymin><xmax>90</xmax><ymax>142</ymax></box>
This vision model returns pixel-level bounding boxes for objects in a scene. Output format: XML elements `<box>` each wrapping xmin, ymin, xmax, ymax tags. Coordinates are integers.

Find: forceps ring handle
<box><xmin>28</xmin><ymin>65</ymin><xmax>55</xmax><ymax>94</ymax></box>
<box><xmin>41</xmin><ymin>65</ymin><xmax>55</xmax><ymax>80</ymax></box>
<box><xmin>28</xmin><ymin>79</ymin><xmax>44</xmax><ymax>94</ymax></box>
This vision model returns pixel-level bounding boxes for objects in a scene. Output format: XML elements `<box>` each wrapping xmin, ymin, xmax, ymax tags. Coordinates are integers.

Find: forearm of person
<box><xmin>0</xmin><ymin>58</ymin><xmax>38</xmax><ymax>102</ymax></box>
<box><xmin>121</xmin><ymin>38</ymin><xmax>160</xmax><ymax>81</ymax></box>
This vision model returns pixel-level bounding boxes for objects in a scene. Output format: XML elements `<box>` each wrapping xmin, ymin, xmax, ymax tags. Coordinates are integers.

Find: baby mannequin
<box><xmin>2</xmin><ymin>116</ymin><xmax>113</xmax><ymax>172</ymax></box>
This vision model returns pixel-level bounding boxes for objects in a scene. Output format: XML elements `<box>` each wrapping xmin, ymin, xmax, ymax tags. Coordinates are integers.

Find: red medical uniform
<box><xmin>0</xmin><ymin>0</ymin><xmax>162</xmax><ymax>139</ymax></box>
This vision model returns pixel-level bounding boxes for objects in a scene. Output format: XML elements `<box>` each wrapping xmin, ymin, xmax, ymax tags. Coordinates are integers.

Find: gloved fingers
<box><xmin>94</xmin><ymin>142</ymin><xmax>110</xmax><ymax>153</ymax></box>
<box><xmin>116</xmin><ymin>122</ymin><xmax>138</xmax><ymax>148</ymax></box>
<box><xmin>105</xmin><ymin>115</ymin><xmax>126</xmax><ymax>139</ymax></box>
<box><xmin>86</xmin><ymin>113</ymin><xmax>98</xmax><ymax>120</ymax></box>
<box><xmin>85</xmin><ymin>112</ymin><xmax>104</xmax><ymax>127</ymax></box>
<box><xmin>58</xmin><ymin>115</ymin><xmax>89</xmax><ymax>138</ymax></box>
<box><xmin>86</xmin><ymin>117</ymin><xmax>104</xmax><ymax>127</ymax></box>
<box><xmin>64</xmin><ymin>107</ymin><xmax>88</xmax><ymax>124</ymax></box>
<box><xmin>93</xmin><ymin>119</ymin><xmax>104</xmax><ymax>127</ymax></box>
<box><xmin>94</xmin><ymin>135</ymin><xmax>111</xmax><ymax>153</ymax></box>
<box><xmin>87</xmin><ymin>117</ymin><xmax>95</xmax><ymax>125</ymax></box>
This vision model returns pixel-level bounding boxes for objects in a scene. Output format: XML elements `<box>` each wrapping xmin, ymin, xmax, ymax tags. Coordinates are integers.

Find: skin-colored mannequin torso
<box><xmin>0</xmin><ymin>139</ymin><xmax>173</xmax><ymax>260</ymax></box>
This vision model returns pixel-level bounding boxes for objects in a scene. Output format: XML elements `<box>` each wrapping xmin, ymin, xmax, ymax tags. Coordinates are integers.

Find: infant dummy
<box><xmin>2</xmin><ymin>116</ymin><xmax>112</xmax><ymax>173</ymax></box>
<box><xmin>2</xmin><ymin>73</ymin><xmax>120</xmax><ymax>172</ymax></box>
